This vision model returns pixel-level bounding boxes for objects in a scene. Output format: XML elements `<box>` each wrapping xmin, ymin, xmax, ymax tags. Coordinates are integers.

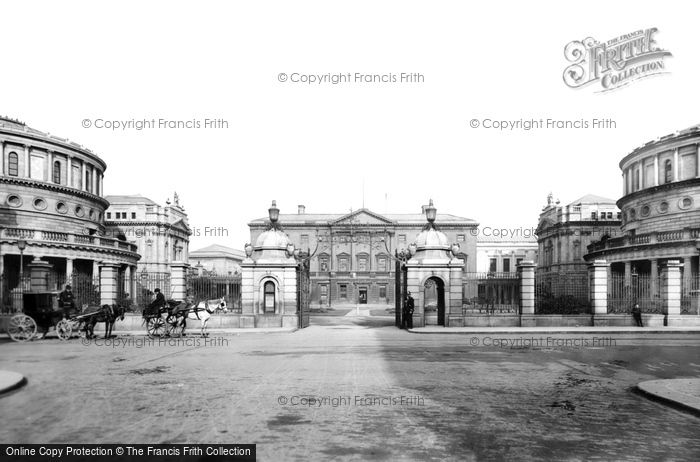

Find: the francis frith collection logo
<box><xmin>563</xmin><ymin>28</ymin><xmax>672</xmax><ymax>92</ymax></box>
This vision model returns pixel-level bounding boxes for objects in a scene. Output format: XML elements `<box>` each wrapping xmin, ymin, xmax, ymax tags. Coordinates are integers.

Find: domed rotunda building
<box><xmin>0</xmin><ymin>117</ymin><xmax>140</xmax><ymax>310</ymax></box>
<box><xmin>586</xmin><ymin>124</ymin><xmax>700</xmax><ymax>312</ymax></box>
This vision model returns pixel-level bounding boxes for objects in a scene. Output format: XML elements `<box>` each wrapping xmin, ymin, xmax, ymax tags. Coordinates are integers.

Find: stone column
<box><xmin>170</xmin><ymin>262</ymin><xmax>190</xmax><ymax>300</ymax></box>
<box><xmin>624</xmin><ymin>261</ymin><xmax>632</xmax><ymax>289</ymax></box>
<box><xmin>99</xmin><ymin>262</ymin><xmax>120</xmax><ymax>306</ymax></box>
<box><xmin>27</xmin><ymin>257</ymin><xmax>53</xmax><ymax>292</ymax></box>
<box><xmin>683</xmin><ymin>256</ymin><xmax>693</xmax><ymax>298</ymax></box>
<box><xmin>0</xmin><ymin>139</ymin><xmax>4</xmax><ymax>175</ymax></box>
<box><xmin>67</xmin><ymin>155</ymin><xmax>73</xmax><ymax>187</ymax></box>
<box><xmin>92</xmin><ymin>260</ymin><xmax>100</xmax><ymax>279</ymax></box>
<box><xmin>129</xmin><ymin>265</ymin><xmax>137</xmax><ymax>302</ymax></box>
<box><xmin>46</xmin><ymin>150</ymin><xmax>52</xmax><ymax>182</ymax></box>
<box><xmin>654</xmin><ymin>154</ymin><xmax>659</xmax><ymax>186</ymax></box>
<box><xmin>518</xmin><ymin>261</ymin><xmax>536</xmax><ymax>325</ymax></box>
<box><xmin>673</xmin><ymin>148</ymin><xmax>679</xmax><ymax>181</ymax></box>
<box><xmin>65</xmin><ymin>257</ymin><xmax>74</xmax><ymax>280</ymax></box>
<box><xmin>81</xmin><ymin>161</ymin><xmax>86</xmax><ymax>191</ymax></box>
<box><xmin>91</xmin><ymin>165</ymin><xmax>97</xmax><ymax>193</ymax></box>
<box><xmin>661</xmin><ymin>260</ymin><xmax>682</xmax><ymax>326</ymax></box>
<box><xmin>589</xmin><ymin>260</ymin><xmax>608</xmax><ymax>316</ymax></box>
<box><xmin>650</xmin><ymin>259</ymin><xmax>659</xmax><ymax>304</ymax></box>
<box><xmin>24</xmin><ymin>145</ymin><xmax>30</xmax><ymax>177</ymax></box>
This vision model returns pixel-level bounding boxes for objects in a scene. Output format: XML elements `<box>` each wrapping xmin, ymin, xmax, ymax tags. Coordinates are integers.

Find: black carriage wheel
<box><xmin>146</xmin><ymin>317</ymin><xmax>166</xmax><ymax>337</ymax></box>
<box><xmin>56</xmin><ymin>320</ymin><xmax>72</xmax><ymax>341</ymax></box>
<box><xmin>7</xmin><ymin>314</ymin><xmax>37</xmax><ymax>342</ymax></box>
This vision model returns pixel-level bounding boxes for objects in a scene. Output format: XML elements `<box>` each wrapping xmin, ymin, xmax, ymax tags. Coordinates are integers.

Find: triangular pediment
<box><xmin>331</xmin><ymin>209</ymin><xmax>395</xmax><ymax>226</ymax></box>
<box><xmin>171</xmin><ymin>218</ymin><xmax>191</xmax><ymax>233</ymax></box>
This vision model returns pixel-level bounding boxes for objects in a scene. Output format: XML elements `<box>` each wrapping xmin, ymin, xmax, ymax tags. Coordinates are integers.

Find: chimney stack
<box><xmin>298</xmin><ymin>205</ymin><xmax>306</xmax><ymax>214</ymax></box>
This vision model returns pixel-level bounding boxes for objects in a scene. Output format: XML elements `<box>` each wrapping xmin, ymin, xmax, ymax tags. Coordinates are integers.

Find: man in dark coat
<box><xmin>58</xmin><ymin>284</ymin><xmax>76</xmax><ymax>319</ymax></box>
<box><xmin>405</xmin><ymin>292</ymin><xmax>415</xmax><ymax>329</ymax></box>
<box><xmin>149</xmin><ymin>288</ymin><xmax>166</xmax><ymax>315</ymax></box>
<box><xmin>631</xmin><ymin>303</ymin><xmax>643</xmax><ymax>327</ymax></box>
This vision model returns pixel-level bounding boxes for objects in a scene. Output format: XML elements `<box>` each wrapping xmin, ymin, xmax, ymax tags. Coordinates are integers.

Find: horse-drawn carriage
<box><xmin>6</xmin><ymin>291</ymin><xmax>125</xmax><ymax>342</ymax></box>
<box><xmin>142</xmin><ymin>297</ymin><xmax>227</xmax><ymax>337</ymax></box>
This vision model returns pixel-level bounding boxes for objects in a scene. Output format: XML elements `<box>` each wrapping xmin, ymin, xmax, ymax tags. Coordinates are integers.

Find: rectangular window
<box><xmin>320</xmin><ymin>285</ymin><xmax>328</xmax><ymax>296</ymax></box>
<box><xmin>503</xmin><ymin>258</ymin><xmax>511</xmax><ymax>273</ymax></box>
<box><xmin>489</xmin><ymin>258</ymin><xmax>497</xmax><ymax>273</ymax></box>
<box><xmin>591</xmin><ymin>212</ymin><xmax>597</xmax><ymax>220</ymax></box>
<box><xmin>378</xmin><ymin>257</ymin><xmax>387</xmax><ymax>272</ymax></box>
<box><xmin>8</xmin><ymin>152</ymin><xmax>19</xmax><ymax>176</ymax></box>
<box><xmin>131</xmin><ymin>212</ymin><xmax>136</xmax><ymax>219</ymax></box>
<box><xmin>457</xmin><ymin>234</ymin><xmax>465</xmax><ymax>242</ymax></box>
<box><xmin>358</xmin><ymin>257</ymin><xmax>368</xmax><ymax>271</ymax></box>
<box><xmin>398</xmin><ymin>234</ymin><xmax>406</xmax><ymax>244</ymax></box>
<box><xmin>301</xmin><ymin>234</ymin><xmax>309</xmax><ymax>248</ymax></box>
<box><xmin>379</xmin><ymin>285</ymin><xmax>387</xmax><ymax>298</ymax></box>
<box><xmin>338</xmin><ymin>257</ymin><xmax>349</xmax><ymax>272</ymax></box>
<box><xmin>106</xmin><ymin>212</ymin><xmax>111</xmax><ymax>219</ymax></box>
<box><xmin>606</xmin><ymin>212</ymin><xmax>613</xmax><ymax>219</ymax></box>
<box><xmin>339</xmin><ymin>284</ymin><xmax>347</xmax><ymax>299</ymax></box>
<box><xmin>617</xmin><ymin>212</ymin><xmax>622</xmax><ymax>220</ymax></box>
<box><xmin>319</xmin><ymin>256</ymin><xmax>329</xmax><ymax>272</ymax></box>
<box><xmin>53</xmin><ymin>161</ymin><xmax>61</xmax><ymax>184</ymax></box>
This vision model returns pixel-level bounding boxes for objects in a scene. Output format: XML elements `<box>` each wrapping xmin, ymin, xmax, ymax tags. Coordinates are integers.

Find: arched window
<box><xmin>664</xmin><ymin>159</ymin><xmax>673</xmax><ymax>184</ymax></box>
<box><xmin>53</xmin><ymin>160</ymin><xmax>61</xmax><ymax>184</ymax></box>
<box><xmin>85</xmin><ymin>169</ymin><xmax>92</xmax><ymax>193</ymax></box>
<box><xmin>264</xmin><ymin>281</ymin><xmax>276</xmax><ymax>313</ymax></box>
<box><xmin>8</xmin><ymin>152</ymin><xmax>18</xmax><ymax>176</ymax></box>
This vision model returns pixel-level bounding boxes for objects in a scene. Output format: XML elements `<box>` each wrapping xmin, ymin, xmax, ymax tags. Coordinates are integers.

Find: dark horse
<box><xmin>84</xmin><ymin>304</ymin><xmax>126</xmax><ymax>339</ymax></box>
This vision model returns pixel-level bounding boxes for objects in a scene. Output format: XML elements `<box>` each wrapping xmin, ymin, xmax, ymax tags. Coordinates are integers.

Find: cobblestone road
<box><xmin>1</xmin><ymin>317</ymin><xmax>700</xmax><ymax>461</ymax></box>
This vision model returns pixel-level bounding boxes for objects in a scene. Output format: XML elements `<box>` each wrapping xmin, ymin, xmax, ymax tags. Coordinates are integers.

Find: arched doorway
<box><xmin>424</xmin><ymin>277</ymin><xmax>446</xmax><ymax>326</ymax></box>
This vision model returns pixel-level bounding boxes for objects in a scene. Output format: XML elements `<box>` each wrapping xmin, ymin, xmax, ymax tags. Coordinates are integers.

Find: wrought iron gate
<box><xmin>395</xmin><ymin>256</ymin><xmax>407</xmax><ymax>327</ymax></box>
<box><xmin>297</xmin><ymin>260</ymin><xmax>310</xmax><ymax>328</ymax></box>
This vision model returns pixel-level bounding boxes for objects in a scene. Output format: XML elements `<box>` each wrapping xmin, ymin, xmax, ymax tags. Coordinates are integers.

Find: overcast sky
<box><xmin>2</xmin><ymin>1</ymin><xmax>697</xmax><ymax>250</ymax></box>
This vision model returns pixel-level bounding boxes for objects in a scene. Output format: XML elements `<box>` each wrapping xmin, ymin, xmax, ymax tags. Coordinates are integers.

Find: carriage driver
<box><xmin>58</xmin><ymin>284</ymin><xmax>76</xmax><ymax>319</ymax></box>
<box><xmin>149</xmin><ymin>288</ymin><xmax>166</xmax><ymax>314</ymax></box>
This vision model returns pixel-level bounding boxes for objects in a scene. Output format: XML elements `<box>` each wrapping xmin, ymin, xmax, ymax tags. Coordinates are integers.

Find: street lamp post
<box><xmin>17</xmin><ymin>239</ymin><xmax>27</xmax><ymax>290</ymax></box>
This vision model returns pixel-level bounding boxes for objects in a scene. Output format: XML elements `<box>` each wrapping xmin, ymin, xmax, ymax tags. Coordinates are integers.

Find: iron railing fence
<box><xmin>607</xmin><ymin>273</ymin><xmax>662</xmax><ymax>314</ymax></box>
<box><xmin>535</xmin><ymin>271</ymin><xmax>591</xmax><ymax>315</ymax></box>
<box><xmin>186</xmin><ymin>274</ymin><xmax>242</xmax><ymax>313</ymax></box>
<box><xmin>681</xmin><ymin>272</ymin><xmax>700</xmax><ymax>315</ymax></box>
<box><xmin>463</xmin><ymin>272</ymin><xmax>520</xmax><ymax>314</ymax></box>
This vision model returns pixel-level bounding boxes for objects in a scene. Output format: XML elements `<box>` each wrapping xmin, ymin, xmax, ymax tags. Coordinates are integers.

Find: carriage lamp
<box><xmin>425</xmin><ymin>199</ymin><xmax>437</xmax><ymax>224</ymax></box>
<box><xmin>268</xmin><ymin>200</ymin><xmax>280</xmax><ymax>224</ymax></box>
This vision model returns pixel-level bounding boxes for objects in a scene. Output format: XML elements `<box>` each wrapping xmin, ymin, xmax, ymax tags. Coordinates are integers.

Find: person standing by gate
<box><xmin>632</xmin><ymin>303</ymin><xmax>643</xmax><ymax>327</ymax></box>
<box><xmin>405</xmin><ymin>292</ymin><xmax>415</xmax><ymax>329</ymax></box>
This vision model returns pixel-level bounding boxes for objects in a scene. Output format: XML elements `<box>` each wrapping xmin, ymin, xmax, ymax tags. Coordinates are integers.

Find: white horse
<box><xmin>171</xmin><ymin>297</ymin><xmax>227</xmax><ymax>337</ymax></box>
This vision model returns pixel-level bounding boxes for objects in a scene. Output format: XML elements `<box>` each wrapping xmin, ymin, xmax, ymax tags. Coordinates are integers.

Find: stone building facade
<box><xmin>248</xmin><ymin>203</ymin><xmax>478</xmax><ymax>308</ymax></box>
<box><xmin>585</xmin><ymin>125</ymin><xmax>700</xmax><ymax>282</ymax></box>
<box><xmin>0</xmin><ymin>116</ymin><xmax>140</xmax><ymax>310</ymax></box>
<box><xmin>190</xmin><ymin>244</ymin><xmax>245</xmax><ymax>276</ymax></box>
<box><xmin>476</xmin><ymin>233</ymin><xmax>538</xmax><ymax>274</ymax></box>
<box><xmin>104</xmin><ymin>193</ymin><xmax>190</xmax><ymax>273</ymax></box>
<box><xmin>536</xmin><ymin>193</ymin><xmax>621</xmax><ymax>274</ymax></box>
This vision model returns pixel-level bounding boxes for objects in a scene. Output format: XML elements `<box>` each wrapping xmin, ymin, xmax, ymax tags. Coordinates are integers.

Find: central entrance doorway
<box><xmin>358</xmin><ymin>287</ymin><xmax>368</xmax><ymax>304</ymax></box>
<box><xmin>424</xmin><ymin>277</ymin><xmax>446</xmax><ymax>326</ymax></box>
